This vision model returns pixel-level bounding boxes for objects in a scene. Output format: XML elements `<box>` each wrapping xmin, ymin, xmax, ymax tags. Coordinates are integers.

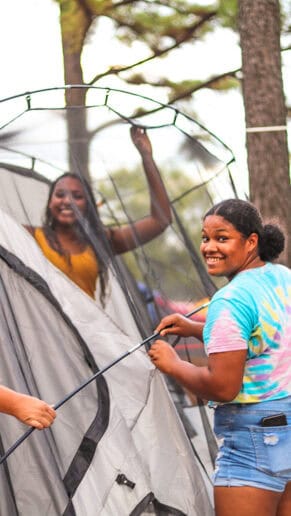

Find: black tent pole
<box><xmin>0</xmin><ymin>301</ymin><xmax>209</xmax><ymax>465</ymax></box>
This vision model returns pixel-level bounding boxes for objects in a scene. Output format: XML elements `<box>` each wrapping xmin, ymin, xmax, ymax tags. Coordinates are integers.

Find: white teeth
<box><xmin>206</xmin><ymin>257</ymin><xmax>221</xmax><ymax>263</ymax></box>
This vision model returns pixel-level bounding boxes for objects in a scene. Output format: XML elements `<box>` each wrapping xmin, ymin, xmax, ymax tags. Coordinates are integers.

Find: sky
<box><xmin>0</xmin><ymin>0</ymin><xmax>290</xmax><ymax>196</ymax></box>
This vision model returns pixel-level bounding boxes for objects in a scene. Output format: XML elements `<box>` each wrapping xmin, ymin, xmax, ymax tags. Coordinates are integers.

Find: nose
<box><xmin>202</xmin><ymin>238</ymin><xmax>218</xmax><ymax>253</ymax></box>
<box><xmin>62</xmin><ymin>192</ymin><xmax>73</xmax><ymax>205</ymax></box>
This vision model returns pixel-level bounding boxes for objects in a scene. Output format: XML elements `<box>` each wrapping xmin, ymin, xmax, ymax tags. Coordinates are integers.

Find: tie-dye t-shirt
<box><xmin>203</xmin><ymin>263</ymin><xmax>291</xmax><ymax>404</ymax></box>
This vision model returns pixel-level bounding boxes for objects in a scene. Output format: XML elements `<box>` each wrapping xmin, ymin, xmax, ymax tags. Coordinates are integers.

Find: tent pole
<box><xmin>0</xmin><ymin>301</ymin><xmax>209</xmax><ymax>465</ymax></box>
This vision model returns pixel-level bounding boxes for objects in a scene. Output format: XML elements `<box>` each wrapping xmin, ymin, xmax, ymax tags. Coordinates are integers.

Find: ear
<box><xmin>247</xmin><ymin>232</ymin><xmax>259</xmax><ymax>252</ymax></box>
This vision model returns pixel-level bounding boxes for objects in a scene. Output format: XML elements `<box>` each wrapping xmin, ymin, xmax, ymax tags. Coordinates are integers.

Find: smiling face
<box><xmin>200</xmin><ymin>215</ymin><xmax>259</xmax><ymax>280</ymax></box>
<box><xmin>48</xmin><ymin>176</ymin><xmax>87</xmax><ymax>226</ymax></box>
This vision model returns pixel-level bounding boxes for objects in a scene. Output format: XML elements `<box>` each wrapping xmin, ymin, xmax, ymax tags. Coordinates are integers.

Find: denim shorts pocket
<box><xmin>250</xmin><ymin>424</ymin><xmax>291</xmax><ymax>476</ymax></box>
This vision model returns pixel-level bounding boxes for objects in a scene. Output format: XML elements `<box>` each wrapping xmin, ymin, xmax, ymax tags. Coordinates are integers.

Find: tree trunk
<box><xmin>63</xmin><ymin>55</ymin><xmax>90</xmax><ymax>183</ymax></box>
<box><xmin>59</xmin><ymin>0</ymin><xmax>91</xmax><ymax>183</ymax></box>
<box><xmin>238</xmin><ymin>0</ymin><xmax>291</xmax><ymax>266</ymax></box>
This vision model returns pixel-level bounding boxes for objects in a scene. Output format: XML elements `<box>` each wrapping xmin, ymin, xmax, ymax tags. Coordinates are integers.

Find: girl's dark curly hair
<box><xmin>203</xmin><ymin>199</ymin><xmax>285</xmax><ymax>262</ymax></box>
<box><xmin>43</xmin><ymin>172</ymin><xmax>110</xmax><ymax>305</ymax></box>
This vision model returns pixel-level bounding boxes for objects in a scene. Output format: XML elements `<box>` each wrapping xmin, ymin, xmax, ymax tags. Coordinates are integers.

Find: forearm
<box><xmin>169</xmin><ymin>360</ymin><xmax>225</xmax><ymax>401</ymax></box>
<box><xmin>186</xmin><ymin>320</ymin><xmax>204</xmax><ymax>341</ymax></box>
<box><xmin>111</xmin><ymin>127</ymin><xmax>172</xmax><ymax>253</ymax></box>
<box><xmin>149</xmin><ymin>342</ymin><xmax>245</xmax><ymax>402</ymax></box>
<box><xmin>141</xmin><ymin>152</ymin><xmax>172</xmax><ymax>226</ymax></box>
<box><xmin>0</xmin><ymin>386</ymin><xmax>22</xmax><ymax>416</ymax></box>
<box><xmin>0</xmin><ymin>385</ymin><xmax>56</xmax><ymax>428</ymax></box>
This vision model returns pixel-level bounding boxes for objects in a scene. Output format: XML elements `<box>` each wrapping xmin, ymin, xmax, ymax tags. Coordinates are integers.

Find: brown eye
<box><xmin>55</xmin><ymin>191</ymin><xmax>65</xmax><ymax>198</ymax></box>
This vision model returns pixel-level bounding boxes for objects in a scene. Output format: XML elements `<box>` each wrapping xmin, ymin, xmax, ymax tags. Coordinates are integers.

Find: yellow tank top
<box><xmin>34</xmin><ymin>228</ymin><xmax>99</xmax><ymax>298</ymax></box>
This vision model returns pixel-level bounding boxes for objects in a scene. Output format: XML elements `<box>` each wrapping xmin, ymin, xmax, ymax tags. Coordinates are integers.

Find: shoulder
<box><xmin>247</xmin><ymin>263</ymin><xmax>291</xmax><ymax>293</ymax></box>
<box><xmin>25</xmin><ymin>227</ymin><xmax>45</xmax><ymax>243</ymax></box>
<box><xmin>209</xmin><ymin>263</ymin><xmax>290</xmax><ymax>325</ymax></box>
<box><xmin>208</xmin><ymin>277</ymin><xmax>258</xmax><ymax>330</ymax></box>
<box><xmin>211</xmin><ymin>275</ymin><xmax>255</xmax><ymax>307</ymax></box>
<box><xmin>23</xmin><ymin>225</ymin><xmax>36</xmax><ymax>236</ymax></box>
<box><xmin>268</xmin><ymin>262</ymin><xmax>291</xmax><ymax>278</ymax></box>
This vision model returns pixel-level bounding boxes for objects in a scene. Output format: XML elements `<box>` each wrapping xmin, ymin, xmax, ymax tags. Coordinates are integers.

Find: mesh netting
<box><xmin>0</xmin><ymin>86</ymin><xmax>237</xmax><ymax>333</ymax></box>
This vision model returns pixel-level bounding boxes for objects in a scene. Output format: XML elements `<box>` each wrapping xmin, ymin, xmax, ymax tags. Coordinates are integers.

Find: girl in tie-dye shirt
<box><xmin>149</xmin><ymin>199</ymin><xmax>291</xmax><ymax>516</ymax></box>
<box><xmin>204</xmin><ymin>262</ymin><xmax>291</xmax><ymax>404</ymax></box>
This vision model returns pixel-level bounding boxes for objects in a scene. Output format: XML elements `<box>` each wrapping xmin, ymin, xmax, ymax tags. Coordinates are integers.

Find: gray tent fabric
<box><xmin>0</xmin><ymin>210</ymin><xmax>214</xmax><ymax>515</ymax></box>
<box><xmin>0</xmin><ymin>164</ymin><xmax>50</xmax><ymax>226</ymax></box>
<box><xmin>0</xmin><ymin>90</ymin><xmax>233</xmax><ymax>516</ymax></box>
<box><xmin>0</xmin><ymin>89</ymin><xmax>239</xmax><ymax>514</ymax></box>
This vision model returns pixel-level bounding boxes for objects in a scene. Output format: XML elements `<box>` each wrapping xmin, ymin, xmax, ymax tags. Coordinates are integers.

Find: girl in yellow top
<box><xmin>26</xmin><ymin>127</ymin><xmax>172</xmax><ymax>301</ymax></box>
<box><xmin>33</xmin><ymin>227</ymin><xmax>99</xmax><ymax>298</ymax></box>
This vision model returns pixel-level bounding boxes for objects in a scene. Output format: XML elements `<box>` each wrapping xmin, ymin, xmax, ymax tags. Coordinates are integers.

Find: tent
<box><xmin>0</xmin><ymin>87</ymin><xmax>238</xmax><ymax>515</ymax></box>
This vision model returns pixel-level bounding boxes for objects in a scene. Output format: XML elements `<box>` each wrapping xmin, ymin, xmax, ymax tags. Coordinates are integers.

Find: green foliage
<box><xmin>54</xmin><ymin>0</ymin><xmax>243</xmax><ymax>105</ymax></box>
<box><xmin>111</xmin><ymin>2</ymin><xmax>217</xmax><ymax>49</ymax></box>
<box><xmin>207</xmin><ymin>75</ymin><xmax>239</xmax><ymax>90</ymax></box>
<box><xmin>216</xmin><ymin>0</ymin><xmax>238</xmax><ymax>29</ymax></box>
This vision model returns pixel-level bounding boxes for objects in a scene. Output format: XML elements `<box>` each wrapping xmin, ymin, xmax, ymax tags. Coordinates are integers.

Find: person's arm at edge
<box><xmin>0</xmin><ymin>385</ymin><xmax>56</xmax><ymax>429</ymax></box>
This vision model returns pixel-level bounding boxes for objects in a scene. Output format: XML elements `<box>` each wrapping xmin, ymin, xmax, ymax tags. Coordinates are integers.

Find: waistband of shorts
<box><xmin>214</xmin><ymin>396</ymin><xmax>291</xmax><ymax>416</ymax></box>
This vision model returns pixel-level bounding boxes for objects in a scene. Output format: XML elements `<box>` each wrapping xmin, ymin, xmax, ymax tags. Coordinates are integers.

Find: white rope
<box><xmin>246</xmin><ymin>125</ymin><xmax>287</xmax><ymax>133</ymax></box>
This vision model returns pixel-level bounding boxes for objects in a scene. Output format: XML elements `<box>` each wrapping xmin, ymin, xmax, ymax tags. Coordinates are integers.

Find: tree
<box><xmin>54</xmin><ymin>0</ymin><xmax>239</xmax><ymax>181</ymax></box>
<box><xmin>54</xmin><ymin>0</ymin><xmax>291</xmax><ymax>263</ymax></box>
<box><xmin>238</xmin><ymin>0</ymin><xmax>291</xmax><ymax>265</ymax></box>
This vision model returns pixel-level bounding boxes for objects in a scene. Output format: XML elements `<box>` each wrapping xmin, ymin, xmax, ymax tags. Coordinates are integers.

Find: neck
<box><xmin>54</xmin><ymin>223</ymin><xmax>78</xmax><ymax>239</ymax></box>
<box><xmin>244</xmin><ymin>254</ymin><xmax>265</xmax><ymax>271</ymax></box>
<box><xmin>228</xmin><ymin>255</ymin><xmax>265</xmax><ymax>282</ymax></box>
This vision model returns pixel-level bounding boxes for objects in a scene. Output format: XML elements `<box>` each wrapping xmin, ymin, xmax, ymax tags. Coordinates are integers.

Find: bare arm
<box><xmin>148</xmin><ymin>341</ymin><xmax>246</xmax><ymax>402</ymax></box>
<box><xmin>110</xmin><ymin>126</ymin><xmax>172</xmax><ymax>254</ymax></box>
<box><xmin>0</xmin><ymin>386</ymin><xmax>56</xmax><ymax>430</ymax></box>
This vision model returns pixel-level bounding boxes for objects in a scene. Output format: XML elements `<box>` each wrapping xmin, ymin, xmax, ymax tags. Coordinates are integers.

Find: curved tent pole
<box><xmin>0</xmin><ymin>86</ymin><xmax>237</xmax><ymax>488</ymax></box>
<box><xmin>0</xmin><ymin>301</ymin><xmax>209</xmax><ymax>466</ymax></box>
<box><xmin>0</xmin><ymin>85</ymin><xmax>235</xmax><ymax>159</ymax></box>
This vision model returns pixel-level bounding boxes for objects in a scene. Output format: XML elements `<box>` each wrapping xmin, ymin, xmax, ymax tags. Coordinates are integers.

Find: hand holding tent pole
<box><xmin>0</xmin><ymin>301</ymin><xmax>209</xmax><ymax>466</ymax></box>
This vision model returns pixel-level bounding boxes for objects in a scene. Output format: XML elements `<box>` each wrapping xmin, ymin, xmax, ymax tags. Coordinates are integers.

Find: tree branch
<box><xmin>86</xmin><ymin>67</ymin><xmax>241</xmax><ymax>143</ymax></box>
<box><xmin>109</xmin><ymin>0</ymin><xmax>140</xmax><ymax>8</ymax></box>
<box><xmin>110</xmin><ymin>0</ymin><xmax>214</xmax><ymax>16</ymax></box>
<box><xmin>168</xmin><ymin>68</ymin><xmax>241</xmax><ymax>102</ymax></box>
<box><xmin>88</xmin><ymin>11</ymin><xmax>216</xmax><ymax>85</ymax></box>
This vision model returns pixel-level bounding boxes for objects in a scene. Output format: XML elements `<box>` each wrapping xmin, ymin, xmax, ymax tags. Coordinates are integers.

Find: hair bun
<box><xmin>260</xmin><ymin>224</ymin><xmax>285</xmax><ymax>261</ymax></box>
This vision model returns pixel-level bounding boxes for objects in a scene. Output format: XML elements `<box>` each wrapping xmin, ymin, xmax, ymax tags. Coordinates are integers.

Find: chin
<box><xmin>58</xmin><ymin>217</ymin><xmax>76</xmax><ymax>224</ymax></box>
<box><xmin>207</xmin><ymin>268</ymin><xmax>223</xmax><ymax>277</ymax></box>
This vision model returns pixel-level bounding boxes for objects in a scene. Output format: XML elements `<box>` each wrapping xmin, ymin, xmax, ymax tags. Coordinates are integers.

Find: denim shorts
<box><xmin>213</xmin><ymin>397</ymin><xmax>291</xmax><ymax>492</ymax></box>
